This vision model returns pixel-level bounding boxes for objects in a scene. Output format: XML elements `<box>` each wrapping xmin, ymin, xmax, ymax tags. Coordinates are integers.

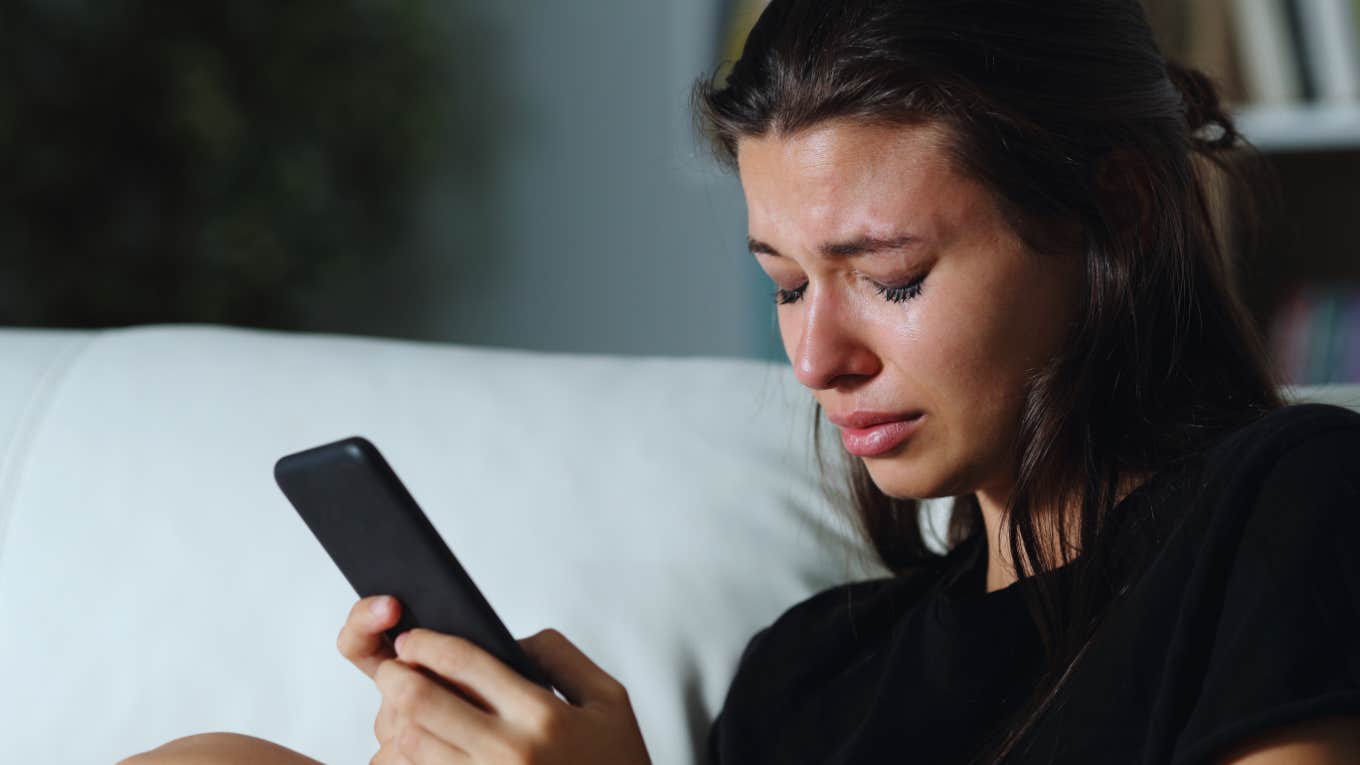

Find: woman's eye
<box><xmin>771</xmin><ymin>275</ymin><xmax>925</xmax><ymax>306</ymax></box>
<box><xmin>772</xmin><ymin>283</ymin><xmax>807</xmax><ymax>305</ymax></box>
<box><xmin>871</xmin><ymin>276</ymin><xmax>926</xmax><ymax>304</ymax></box>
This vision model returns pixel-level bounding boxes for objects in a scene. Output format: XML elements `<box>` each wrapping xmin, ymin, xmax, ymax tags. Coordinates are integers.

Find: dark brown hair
<box><xmin>693</xmin><ymin>1</ymin><xmax>1286</xmax><ymax>761</ymax></box>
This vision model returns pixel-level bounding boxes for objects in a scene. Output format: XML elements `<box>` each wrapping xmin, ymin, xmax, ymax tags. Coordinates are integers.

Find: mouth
<box><xmin>837</xmin><ymin>413</ymin><xmax>926</xmax><ymax>457</ymax></box>
<box><xmin>829</xmin><ymin>410</ymin><xmax>925</xmax><ymax>429</ymax></box>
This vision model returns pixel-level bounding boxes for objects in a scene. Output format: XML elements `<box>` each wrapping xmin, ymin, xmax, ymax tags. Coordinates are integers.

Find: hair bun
<box><xmin>1165</xmin><ymin>61</ymin><xmax>1239</xmax><ymax>151</ymax></box>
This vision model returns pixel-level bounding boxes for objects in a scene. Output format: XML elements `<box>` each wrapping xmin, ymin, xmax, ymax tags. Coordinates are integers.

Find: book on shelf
<box><xmin>721</xmin><ymin>2</ymin><xmax>1359</xmax><ymax>113</ymax></box>
<box><xmin>715</xmin><ymin>0</ymin><xmax>771</xmax><ymax>81</ymax></box>
<box><xmin>1207</xmin><ymin>0</ymin><xmax>1360</xmax><ymax>109</ymax></box>
<box><xmin>1294</xmin><ymin>0</ymin><xmax>1360</xmax><ymax>102</ymax></box>
<box><xmin>1228</xmin><ymin>0</ymin><xmax>1306</xmax><ymax>105</ymax></box>
<box><xmin>1268</xmin><ymin>283</ymin><xmax>1360</xmax><ymax>384</ymax></box>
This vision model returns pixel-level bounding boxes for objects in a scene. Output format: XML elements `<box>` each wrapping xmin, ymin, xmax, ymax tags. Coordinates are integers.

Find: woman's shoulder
<box><xmin>722</xmin><ymin>557</ymin><xmax>955</xmax><ymax>700</ymax></box>
<box><xmin>1207</xmin><ymin>401</ymin><xmax>1360</xmax><ymax>465</ymax></box>
<box><xmin>1146</xmin><ymin>402</ymin><xmax>1360</xmax><ymax>764</ymax></box>
<box><xmin>766</xmin><ymin>573</ymin><xmax>907</xmax><ymax>640</ymax></box>
<box><xmin>706</xmin><ymin>571</ymin><xmax>936</xmax><ymax>762</ymax></box>
<box><xmin>737</xmin><ymin>576</ymin><xmax>895</xmax><ymax>669</ymax></box>
<box><xmin>1151</xmin><ymin>401</ymin><xmax>1360</xmax><ymax>544</ymax></box>
<box><xmin>1191</xmin><ymin>402</ymin><xmax>1360</xmax><ymax>513</ymax></box>
<box><xmin>1231</xmin><ymin>401</ymin><xmax>1359</xmax><ymax>518</ymax></box>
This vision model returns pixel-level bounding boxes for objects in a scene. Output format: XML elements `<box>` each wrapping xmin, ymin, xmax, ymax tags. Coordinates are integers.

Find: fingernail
<box><xmin>370</xmin><ymin>597</ymin><xmax>388</xmax><ymax>618</ymax></box>
<box><xmin>395</xmin><ymin>632</ymin><xmax>408</xmax><ymax>653</ymax></box>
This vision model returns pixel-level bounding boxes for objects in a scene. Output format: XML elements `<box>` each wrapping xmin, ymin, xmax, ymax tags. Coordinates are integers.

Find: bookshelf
<box><xmin>1233</xmin><ymin>102</ymin><xmax>1360</xmax><ymax>152</ymax></box>
<box><xmin>1144</xmin><ymin>0</ymin><xmax>1360</xmax><ymax>385</ymax></box>
<box><xmin>1226</xmin><ymin>144</ymin><xmax>1360</xmax><ymax>385</ymax></box>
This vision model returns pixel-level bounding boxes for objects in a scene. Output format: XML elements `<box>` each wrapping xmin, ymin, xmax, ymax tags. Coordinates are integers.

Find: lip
<box><xmin>828</xmin><ymin>410</ymin><xmax>925</xmax><ymax>429</ymax></box>
<box><xmin>836</xmin><ymin>413</ymin><xmax>925</xmax><ymax>457</ymax></box>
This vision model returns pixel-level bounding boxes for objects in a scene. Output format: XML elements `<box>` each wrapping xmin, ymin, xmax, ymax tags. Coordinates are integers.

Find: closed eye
<box><xmin>773</xmin><ymin>273</ymin><xmax>926</xmax><ymax>306</ymax></box>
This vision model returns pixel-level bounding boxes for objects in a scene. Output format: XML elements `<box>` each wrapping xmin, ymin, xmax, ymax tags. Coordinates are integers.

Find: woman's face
<box><xmin>737</xmin><ymin>119</ymin><xmax>1084</xmax><ymax>503</ymax></box>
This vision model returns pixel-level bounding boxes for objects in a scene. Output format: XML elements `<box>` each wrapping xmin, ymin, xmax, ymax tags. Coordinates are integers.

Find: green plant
<box><xmin>0</xmin><ymin>0</ymin><xmax>447</xmax><ymax>328</ymax></box>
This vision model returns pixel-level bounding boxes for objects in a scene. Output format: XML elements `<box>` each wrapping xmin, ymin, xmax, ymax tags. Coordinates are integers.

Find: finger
<box><xmin>375</xmin><ymin>698</ymin><xmax>402</xmax><ymax>745</ymax></box>
<box><xmin>518</xmin><ymin>628</ymin><xmax>626</xmax><ymax>708</ymax></box>
<box><xmin>394</xmin><ymin>628</ymin><xmax>553</xmax><ymax>716</ymax></box>
<box><xmin>375</xmin><ymin>658</ymin><xmax>504</xmax><ymax>754</ymax></box>
<box><xmin>369</xmin><ymin>737</ymin><xmax>417</xmax><ymax>765</ymax></box>
<box><xmin>339</xmin><ymin>595</ymin><xmax>403</xmax><ymax>679</ymax></box>
<box><xmin>395</xmin><ymin>722</ymin><xmax>472</xmax><ymax>764</ymax></box>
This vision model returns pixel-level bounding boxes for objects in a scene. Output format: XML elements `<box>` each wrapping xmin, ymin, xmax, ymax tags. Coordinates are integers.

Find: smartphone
<box><xmin>274</xmin><ymin>435</ymin><xmax>554</xmax><ymax>691</ymax></box>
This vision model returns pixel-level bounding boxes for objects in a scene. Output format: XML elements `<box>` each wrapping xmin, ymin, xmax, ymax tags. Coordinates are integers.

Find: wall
<box><xmin>296</xmin><ymin>1</ymin><xmax>782</xmax><ymax>361</ymax></box>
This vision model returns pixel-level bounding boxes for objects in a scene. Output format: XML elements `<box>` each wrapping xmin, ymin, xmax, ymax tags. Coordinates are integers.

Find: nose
<box><xmin>789</xmin><ymin>285</ymin><xmax>880</xmax><ymax>390</ymax></box>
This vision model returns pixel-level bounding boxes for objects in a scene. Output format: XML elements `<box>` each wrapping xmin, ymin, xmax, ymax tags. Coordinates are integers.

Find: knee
<box><xmin>117</xmin><ymin>732</ymin><xmax>318</xmax><ymax>764</ymax></box>
<box><xmin>118</xmin><ymin>732</ymin><xmax>240</xmax><ymax>764</ymax></box>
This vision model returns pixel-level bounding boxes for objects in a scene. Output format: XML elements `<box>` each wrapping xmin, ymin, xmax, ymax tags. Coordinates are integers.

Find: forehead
<box><xmin>736</xmin><ymin>120</ymin><xmax>965</xmax><ymax>240</ymax></box>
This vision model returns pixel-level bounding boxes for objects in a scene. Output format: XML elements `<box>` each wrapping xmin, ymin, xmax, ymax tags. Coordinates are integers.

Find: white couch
<box><xmin>2</xmin><ymin>325</ymin><xmax>1356</xmax><ymax>763</ymax></box>
<box><xmin>0</xmin><ymin>324</ymin><xmax>892</xmax><ymax>764</ymax></box>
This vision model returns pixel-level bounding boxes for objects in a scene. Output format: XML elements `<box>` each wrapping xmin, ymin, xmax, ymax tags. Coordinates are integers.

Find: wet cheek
<box><xmin>910</xmin><ymin>309</ymin><xmax>1024</xmax><ymax>441</ymax></box>
<box><xmin>945</xmin><ymin>301</ymin><xmax>1033</xmax><ymax>380</ymax></box>
<box><xmin>909</xmin><ymin>304</ymin><xmax>990</xmax><ymax>382</ymax></box>
<box><xmin>776</xmin><ymin>316</ymin><xmax>802</xmax><ymax>362</ymax></box>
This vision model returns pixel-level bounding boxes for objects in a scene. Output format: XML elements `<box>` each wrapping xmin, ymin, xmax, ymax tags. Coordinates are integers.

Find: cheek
<box><xmin>926</xmin><ymin>263</ymin><xmax>1056</xmax><ymax>382</ymax></box>
<box><xmin>907</xmin><ymin>287</ymin><xmax>1033</xmax><ymax>438</ymax></box>
<box><xmin>775</xmin><ymin>311</ymin><xmax>804</xmax><ymax>362</ymax></box>
<box><xmin>907</xmin><ymin>291</ymin><xmax>992</xmax><ymax>387</ymax></box>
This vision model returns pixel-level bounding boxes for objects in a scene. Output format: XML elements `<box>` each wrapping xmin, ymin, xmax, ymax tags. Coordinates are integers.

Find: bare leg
<box><xmin>117</xmin><ymin>732</ymin><xmax>325</xmax><ymax>765</ymax></box>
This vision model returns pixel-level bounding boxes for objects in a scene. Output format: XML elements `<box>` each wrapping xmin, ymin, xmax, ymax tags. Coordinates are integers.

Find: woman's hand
<box><xmin>338</xmin><ymin>595</ymin><xmax>652</xmax><ymax>764</ymax></box>
<box><xmin>337</xmin><ymin>595</ymin><xmax>410</xmax><ymax>746</ymax></box>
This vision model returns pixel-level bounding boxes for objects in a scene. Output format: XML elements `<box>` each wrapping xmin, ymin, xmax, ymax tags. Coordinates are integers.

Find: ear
<box><xmin>1093</xmin><ymin>146</ymin><xmax>1154</xmax><ymax>236</ymax></box>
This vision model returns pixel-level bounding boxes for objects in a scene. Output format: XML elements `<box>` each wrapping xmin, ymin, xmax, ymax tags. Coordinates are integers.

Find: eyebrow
<box><xmin>747</xmin><ymin>235</ymin><xmax>922</xmax><ymax>259</ymax></box>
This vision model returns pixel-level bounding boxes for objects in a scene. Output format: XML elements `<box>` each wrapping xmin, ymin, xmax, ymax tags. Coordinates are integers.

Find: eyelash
<box><xmin>772</xmin><ymin>274</ymin><xmax>926</xmax><ymax>306</ymax></box>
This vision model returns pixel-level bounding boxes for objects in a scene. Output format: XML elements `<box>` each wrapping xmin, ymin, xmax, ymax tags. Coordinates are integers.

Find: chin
<box><xmin>860</xmin><ymin>461</ymin><xmax>927</xmax><ymax>500</ymax></box>
<box><xmin>860</xmin><ymin>455</ymin><xmax>958</xmax><ymax>502</ymax></box>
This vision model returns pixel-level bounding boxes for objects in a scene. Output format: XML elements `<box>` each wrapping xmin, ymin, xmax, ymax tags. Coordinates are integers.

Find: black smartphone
<box><xmin>274</xmin><ymin>435</ymin><xmax>554</xmax><ymax>691</ymax></box>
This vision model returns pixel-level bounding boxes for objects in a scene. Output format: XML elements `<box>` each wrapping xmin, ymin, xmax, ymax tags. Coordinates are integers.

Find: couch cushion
<box><xmin>1</xmin><ymin>324</ymin><xmax>1354</xmax><ymax>763</ymax></box>
<box><xmin>0</xmin><ymin>329</ymin><xmax>96</xmax><ymax>555</ymax></box>
<box><xmin>0</xmin><ymin>324</ymin><xmax>888</xmax><ymax>763</ymax></box>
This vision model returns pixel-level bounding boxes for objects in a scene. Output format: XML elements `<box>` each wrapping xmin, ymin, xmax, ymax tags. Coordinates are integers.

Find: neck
<box><xmin>975</xmin><ymin>471</ymin><xmax>1152</xmax><ymax>593</ymax></box>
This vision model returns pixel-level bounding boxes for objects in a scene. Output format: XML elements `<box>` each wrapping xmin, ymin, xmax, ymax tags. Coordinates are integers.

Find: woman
<box><xmin>122</xmin><ymin>1</ymin><xmax>1360</xmax><ymax>763</ymax></box>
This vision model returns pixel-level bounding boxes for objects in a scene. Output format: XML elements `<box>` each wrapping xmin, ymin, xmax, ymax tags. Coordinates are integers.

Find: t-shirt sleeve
<box><xmin>1171</xmin><ymin>424</ymin><xmax>1360</xmax><ymax>765</ymax></box>
<box><xmin>704</xmin><ymin>625</ymin><xmax>774</xmax><ymax>765</ymax></box>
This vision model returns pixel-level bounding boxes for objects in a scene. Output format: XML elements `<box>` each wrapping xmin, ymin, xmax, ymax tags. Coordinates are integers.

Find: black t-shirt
<box><xmin>705</xmin><ymin>402</ymin><xmax>1360</xmax><ymax>765</ymax></box>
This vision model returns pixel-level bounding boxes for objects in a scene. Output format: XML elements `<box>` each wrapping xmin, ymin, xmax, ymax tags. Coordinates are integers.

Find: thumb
<box><xmin>518</xmin><ymin>628</ymin><xmax>620</xmax><ymax>707</ymax></box>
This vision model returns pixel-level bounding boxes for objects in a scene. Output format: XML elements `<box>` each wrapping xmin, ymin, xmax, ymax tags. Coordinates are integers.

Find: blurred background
<box><xmin>0</xmin><ymin>1</ymin><xmax>767</xmax><ymax>358</ymax></box>
<box><xmin>2</xmin><ymin>0</ymin><xmax>1358</xmax><ymax>380</ymax></box>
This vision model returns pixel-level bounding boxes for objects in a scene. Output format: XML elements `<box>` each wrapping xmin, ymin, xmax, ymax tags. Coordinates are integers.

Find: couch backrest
<box><xmin>0</xmin><ymin>325</ymin><xmax>887</xmax><ymax>763</ymax></box>
<box><xmin>1</xmin><ymin>324</ymin><xmax>1356</xmax><ymax>763</ymax></box>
